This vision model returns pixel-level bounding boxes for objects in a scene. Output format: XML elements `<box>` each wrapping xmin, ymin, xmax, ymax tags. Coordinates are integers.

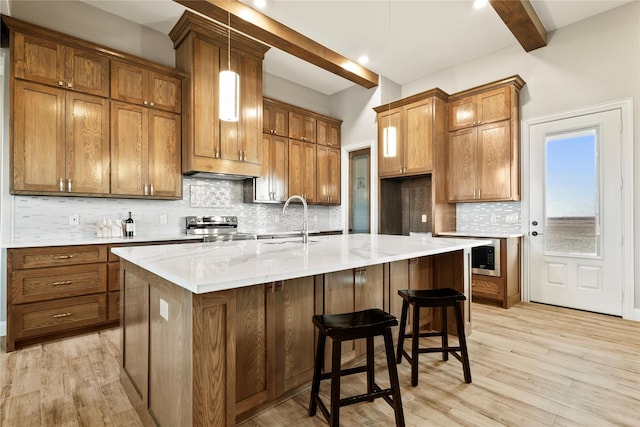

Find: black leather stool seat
<box><xmin>397</xmin><ymin>288</ymin><xmax>472</xmax><ymax>386</ymax></box>
<box><xmin>309</xmin><ymin>308</ymin><xmax>405</xmax><ymax>427</ymax></box>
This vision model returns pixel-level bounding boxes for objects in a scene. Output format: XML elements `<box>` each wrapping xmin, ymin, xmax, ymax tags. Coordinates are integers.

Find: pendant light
<box><xmin>220</xmin><ymin>4</ymin><xmax>240</xmax><ymax>122</ymax></box>
<box><xmin>382</xmin><ymin>0</ymin><xmax>396</xmax><ymax>158</ymax></box>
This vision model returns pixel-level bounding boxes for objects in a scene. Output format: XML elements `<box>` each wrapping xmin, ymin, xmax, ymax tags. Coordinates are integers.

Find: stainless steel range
<box><xmin>185</xmin><ymin>216</ymin><xmax>257</xmax><ymax>242</ymax></box>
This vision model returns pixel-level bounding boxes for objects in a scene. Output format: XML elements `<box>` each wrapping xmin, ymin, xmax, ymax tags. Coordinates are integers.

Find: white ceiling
<box><xmin>81</xmin><ymin>0</ymin><xmax>632</xmax><ymax>95</ymax></box>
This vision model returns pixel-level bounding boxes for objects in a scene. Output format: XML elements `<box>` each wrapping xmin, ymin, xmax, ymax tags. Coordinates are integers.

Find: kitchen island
<box><xmin>113</xmin><ymin>234</ymin><xmax>487</xmax><ymax>426</ymax></box>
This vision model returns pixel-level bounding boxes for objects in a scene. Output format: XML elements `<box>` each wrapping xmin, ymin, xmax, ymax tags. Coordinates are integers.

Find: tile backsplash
<box><xmin>456</xmin><ymin>201</ymin><xmax>522</xmax><ymax>233</ymax></box>
<box><xmin>8</xmin><ymin>178</ymin><xmax>343</xmax><ymax>241</ymax></box>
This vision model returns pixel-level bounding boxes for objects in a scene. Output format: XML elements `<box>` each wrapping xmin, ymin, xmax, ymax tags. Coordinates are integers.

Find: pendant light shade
<box><xmin>219</xmin><ymin>69</ymin><xmax>240</xmax><ymax>122</ymax></box>
<box><xmin>383</xmin><ymin>126</ymin><xmax>397</xmax><ymax>157</ymax></box>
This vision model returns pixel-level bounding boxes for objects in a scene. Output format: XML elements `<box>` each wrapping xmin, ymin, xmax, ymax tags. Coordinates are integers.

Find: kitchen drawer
<box><xmin>11</xmin><ymin>294</ymin><xmax>108</xmax><ymax>339</ymax></box>
<box><xmin>11</xmin><ymin>264</ymin><xmax>107</xmax><ymax>304</ymax></box>
<box><xmin>108</xmin><ymin>291</ymin><xmax>120</xmax><ymax>321</ymax></box>
<box><xmin>472</xmin><ymin>277</ymin><xmax>505</xmax><ymax>300</ymax></box>
<box><xmin>108</xmin><ymin>262</ymin><xmax>120</xmax><ymax>291</ymax></box>
<box><xmin>11</xmin><ymin>245</ymin><xmax>108</xmax><ymax>269</ymax></box>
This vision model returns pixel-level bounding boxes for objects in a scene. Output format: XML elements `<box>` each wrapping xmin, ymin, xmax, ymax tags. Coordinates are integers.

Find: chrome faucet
<box><xmin>282</xmin><ymin>195</ymin><xmax>308</xmax><ymax>243</ymax></box>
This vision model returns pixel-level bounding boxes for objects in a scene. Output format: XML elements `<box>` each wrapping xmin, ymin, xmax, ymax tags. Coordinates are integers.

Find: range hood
<box><xmin>184</xmin><ymin>171</ymin><xmax>257</xmax><ymax>181</ymax></box>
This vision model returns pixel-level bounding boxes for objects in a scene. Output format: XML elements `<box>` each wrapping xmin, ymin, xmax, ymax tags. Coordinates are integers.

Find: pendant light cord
<box><xmin>227</xmin><ymin>3</ymin><xmax>231</xmax><ymax>71</ymax></box>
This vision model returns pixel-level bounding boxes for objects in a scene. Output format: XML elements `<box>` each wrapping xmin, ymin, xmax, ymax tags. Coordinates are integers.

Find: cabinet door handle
<box><xmin>52</xmin><ymin>312</ymin><xmax>72</xmax><ymax>318</ymax></box>
<box><xmin>67</xmin><ymin>82</ymin><xmax>73</xmax><ymax>88</ymax></box>
<box><xmin>67</xmin><ymin>178</ymin><xmax>72</xmax><ymax>192</ymax></box>
<box><xmin>59</xmin><ymin>178</ymin><xmax>64</xmax><ymax>192</ymax></box>
<box><xmin>53</xmin><ymin>255</ymin><xmax>74</xmax><ymax>260</ymax></box>
<box><xmin>243</xmin><ymin>151</ymin><xmax>246</xmax><ymax>161</ymax></box>
<box><xmin>150</xmin><ymin>183</ymin><xmax>155</xmax><ymax>196</ymax></box>
<box><xmin>150</xmin><ymin>102</ymin><xmax>154</xmax><ymax>107</ymax></box>
<box><xmin>144</xmin><ymin>184</ymin><xmax>148</xmax><ymax>195</ymax></box>
<box><xmin>144</xmin><ymin>100</ymin><xmax>149</xmax><ymax>105</ymax></box>
<box><xmin>52</xmin><ymin>281</ymin><xmax>72</xmax><ymax>286</ymax></box>
<box><xmin>58</xmin><ymin>81</ymin><xmax>64</xmax><ymax>86</ymax></box>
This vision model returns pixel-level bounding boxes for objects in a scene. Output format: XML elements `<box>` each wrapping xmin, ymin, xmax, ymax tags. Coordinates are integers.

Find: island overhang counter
<box><xmin>112</xmin><ymin>234</ymin><xmax>488</xmax><ymax>427</ymax></box>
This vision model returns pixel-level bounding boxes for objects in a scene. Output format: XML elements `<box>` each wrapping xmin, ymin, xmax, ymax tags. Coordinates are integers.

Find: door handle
<box><xmin>531</xmin><ymin>231</ymin><xmax>544</xmax><ymax>236</ymax></box>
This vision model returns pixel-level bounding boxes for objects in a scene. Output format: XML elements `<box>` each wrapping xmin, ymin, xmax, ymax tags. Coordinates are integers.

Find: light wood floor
<box><xmin>1</xmin><ymin>302</ymin><xmax>638</xmax><ymax>426</ymax></box>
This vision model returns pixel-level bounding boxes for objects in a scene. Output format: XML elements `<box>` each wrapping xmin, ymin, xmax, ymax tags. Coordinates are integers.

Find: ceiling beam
<box><xmin>174</xmin><ymin>0</ymin><xmax>380</xmax><ymax>89</ymax></box>
<box><xmin>490</xmin><ymin>0</ymin><xmax>547</xmax><ymax>52</ymax></box>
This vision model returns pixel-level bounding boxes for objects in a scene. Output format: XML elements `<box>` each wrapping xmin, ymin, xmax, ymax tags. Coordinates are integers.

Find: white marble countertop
<box><xmin>0</xmin><ymin>234</ymin><xmax>204</xmax><ymax>249</ymax></box>
<box><xmin>438</xmin><ymin>231</ymin><xmax>524</xmax><ymax>239</ymax></box>
<box><xmin>112</xmin><ymin>234</ymin><xmax>490</xmax><ymax>294</ymax></box>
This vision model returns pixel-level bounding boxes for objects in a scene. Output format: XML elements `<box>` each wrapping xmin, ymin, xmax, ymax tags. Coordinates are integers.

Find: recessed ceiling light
<box><xmin>358</xmin><ymin>55</ymin><xmax>369</xmax><ymax>65</ymax></box>
<box><xmin>254</xmin><ymin>0</ymin><xmax>267</xmax><ymax>9</ymax></box>
<box><xmin>473</xmin><ymin>0</ymin><xmax>488</xmax><ymax>9</ymax></box>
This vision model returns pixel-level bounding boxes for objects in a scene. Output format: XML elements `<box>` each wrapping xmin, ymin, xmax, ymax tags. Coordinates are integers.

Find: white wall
<box><xmin>397</xmin><ymin>1</ymin><xmax>640</xmax><ymax>311</ymax></box>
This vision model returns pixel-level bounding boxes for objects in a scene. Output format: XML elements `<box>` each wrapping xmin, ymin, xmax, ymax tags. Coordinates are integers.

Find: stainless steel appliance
<box><xmin>471</xmin><ymin>238</ymin><xmax>501</xmax><ymax>277</ymax></box>
<box><xmin>185</xmin><ymin>216</ymin><xmax>257</xmax><ymax>241</ymax></box>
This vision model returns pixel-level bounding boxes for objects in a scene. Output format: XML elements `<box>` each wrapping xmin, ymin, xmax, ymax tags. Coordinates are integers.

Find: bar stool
<box><xmin>309</xmin><ymin>308</ymin><xmax>405</xmax><ymax>427</ymax></box>
<box><xmin>396</xmin><ymin>288</ymin><xmax>472</xmax><ymax>386</ymax></box>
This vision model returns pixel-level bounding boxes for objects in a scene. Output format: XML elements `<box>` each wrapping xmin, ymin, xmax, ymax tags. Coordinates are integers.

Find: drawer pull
<box><xmin>52</xmin><ymin>281</ymin><xmax>72</xmax><ymax>286</ymax></box>
<box><xmin>52</xmin><ymin>312</ymin><xmax>72</xmax><ymax>318</ymax></box>
<box><xmin>53</xmin><ymin>255</ymin><xmax>74</xmax><ymax>260</ymax></box>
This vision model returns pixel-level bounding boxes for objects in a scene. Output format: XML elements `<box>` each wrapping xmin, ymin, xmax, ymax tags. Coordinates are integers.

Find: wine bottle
<box><xmin>125</xmin><ymin>212</ymin><xmax>135</xmax><ymax>237</ymax></box>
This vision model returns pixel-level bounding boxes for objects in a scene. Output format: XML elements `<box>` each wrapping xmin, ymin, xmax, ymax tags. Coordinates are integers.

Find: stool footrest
<box><xmin>420</xmin><ymin>347</ymin><xmax>464</xmax><ymax>354</ymax></box>
<box><xmin>340</xmin><ymin>385</ymin><xmax>394</xmax><ymax>407</ymax></box>
<box><xmin>319</xmin><ymin>364</ymin><xmax>368</xmax><ymax>381</ymax></box>
<box><xmin>401</xmin><ymin>331</ymin><xmax>444</xmax><ymax>339</ymax></box>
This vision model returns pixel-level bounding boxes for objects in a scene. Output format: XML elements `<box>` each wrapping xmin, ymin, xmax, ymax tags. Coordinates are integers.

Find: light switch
<box><xmin>421</xmin><ymin>214</ymin><xmax>427</xmax><ymax>223</ymax></box>
<box><xmin>160</xmin><ymin>298</ymin><xmax>169</xmax><ymax>321</ymax></box>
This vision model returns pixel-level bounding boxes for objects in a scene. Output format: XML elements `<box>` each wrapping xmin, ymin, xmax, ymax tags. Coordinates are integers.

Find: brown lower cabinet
<box><xmin>471</xmin><ymin>236</ymin><xmax>521</xmax><ymax>308</ymax></box>
<box><xmin>119</xmin><ymin>249</ymin><xmax>469</xmax><ymax>426</ymax></box>
<box><xmin>5</xmin><ymin>240</ymin><xmax>198</xmax><ymax>351</ymax></box>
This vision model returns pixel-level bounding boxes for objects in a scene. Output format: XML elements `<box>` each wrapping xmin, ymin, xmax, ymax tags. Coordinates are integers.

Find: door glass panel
<box><xmin>544</xmin><ymin>129</ymin><xmax>599</xmax><ymax>256</ymax></box>
<box><xmin>350</xmin><ymin>151</ymin><xmax>370</xmax><ymax>233</ymax></box>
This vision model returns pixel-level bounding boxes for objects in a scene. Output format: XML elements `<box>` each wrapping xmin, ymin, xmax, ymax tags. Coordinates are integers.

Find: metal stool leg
<box><xmin>366</xmin><ymin>336</ymin><xmax>375</xmax><ymax>401</ymax></box>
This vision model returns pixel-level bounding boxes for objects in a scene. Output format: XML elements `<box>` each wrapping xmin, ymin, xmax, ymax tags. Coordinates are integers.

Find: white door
<box><xmin>529</xmin><ymin>109</ymin><xmax>622</xmax><ymax>316</ymax></box>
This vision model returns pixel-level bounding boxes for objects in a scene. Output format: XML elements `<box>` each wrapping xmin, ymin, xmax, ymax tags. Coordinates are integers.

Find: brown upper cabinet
<box><xmin>288</xmin><ymin>139</ymin><xmax>317</xmax><ymax>204</ymax></box>
<box><xmin>316</xmin><ymin>145</ymin><xmax>341</xmax><ymax>205</ymax></box>
<box><xmin>374</xmin><ymin>90</ymin><xmax>448</xmax><ymax>178</ymax></box>
<box><xmin>289</xmin><ymin>111</ymin><xmax>316</xmax><ymax>142</ymax></box>
<box><xmin>251</xmin><ymin>134</ymin><xmax>289</xmax><ymax>203</ymax></box>
<box><xmin>111</xmin><ymin>60</ymin><xmax>181</xmax><ymax>113</ymax></box>
<box><xmin>316</xmin><ymin>119</ymin><xmax>341</xmax><ymax>148</ymax></box>
<box><xmin>449</xmin><ymin>86</ymin><xmax>511</xmax><ymax>131</ymax></box>
<box><xmin>12</xmin><ymin>80</ymin><xmax>110</xmax><ymax>195</ymax></box>
<box><xmin>3</xmin><ymin>15</ymin><xmax>184</xmax><ymax>199</ymax></box>
<box><xmin>110</xmin><ymin>102</ymin><xmax>182</xmax><ymax>199</ymax></box>
<box><xmin>263</xmin><ymin>99</ymin><xmax>289</xmax><ymax>137</ymax></box>
<box><xmin>170</xmin><ymin>11</ymin><xmax>270</xmax><ymax>178</ymax></box>
<box><xmin>447</xmin><ymin>76</ymin><xmax>525</xmax><ymax>202</ymax></box>
<box><xmin>10</xmin><ymin>30</ymin><xmax>109</xmax><ymax>97</ymax></box>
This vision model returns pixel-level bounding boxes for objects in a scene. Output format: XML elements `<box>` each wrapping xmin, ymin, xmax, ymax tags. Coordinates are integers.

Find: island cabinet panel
<box><xmin>192</xmin><ymin>291</ymin><xmax>236</xmax><ymax>427</ymax></box>
<box><xmin>120</xmin><ymin>263</ymin><xmax>150</xmax><ymax>408</ymax></box>
<box><xmin>387</xmin><ymin>257</ymin><xmax>433</xmax><ymax>341</ymax></box>
<box><xmin>148</xmin><ymin>277</ymin><xmax>193</xmax><ymax>427</ymax></box>
<box><xmin>235</xmin><ymin>284</ymin><xmax>275</xmax><ymax>414</ymax></box>
<box><xmin>276</xmin><ymin>276</ymin><xmax>319</xmax><ymax>394</ymax></box>
<box><xmin>323</xmin><ymin>265</ymin><xmax>385</xmax><ymax>366</ymax></box>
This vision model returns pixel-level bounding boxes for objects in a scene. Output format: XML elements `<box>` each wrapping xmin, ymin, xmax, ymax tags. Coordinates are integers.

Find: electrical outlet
<box><xmin>421</xmin><ymin>214</ymin><xmax>427</xmax><ymax>223</ymax></box>
<box><xmin>69</xmin><ymin>214</ymin><xmax>80</xmax><ymax>225</ymax></box>
<box><xmin>159</xmin><ymin>214</ymin><xmax>168</xmax><ymax>224</ymax></box>
<box><xmin>160</xmin><ymin>298</ymin><xmax>169</xmax><ymax>321</ymax></box>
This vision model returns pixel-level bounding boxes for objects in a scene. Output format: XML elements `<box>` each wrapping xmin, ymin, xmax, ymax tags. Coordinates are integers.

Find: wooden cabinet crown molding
<box><xmin>169</xmin><ymin>11</ymin><xmax>270</xmax><ymax>59</ymax></box>
<box><xmin>447</xmin><ymin>75</ymin><xmax>525</xmax><ymax>102</ymax></box>
<box><xmin>373</xmin><ymin>88</ymin><xmax>448</xmax><ymax>113</ymax></box>
<box><xmin>263</xmin><ymin>97</ymin><xmax>343</xmax><ymax>127</ymax></box>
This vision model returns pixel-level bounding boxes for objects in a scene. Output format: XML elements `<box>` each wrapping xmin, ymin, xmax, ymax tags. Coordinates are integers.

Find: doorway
<box><xmin>528</xmin><ymin>107</ymin><xmax>626</xmax><ymax>316</ymax></box>
<box><xmin>349</xmin><ymin>148</ymin><xmax>370</xmax><ymax>233</ymax></box>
